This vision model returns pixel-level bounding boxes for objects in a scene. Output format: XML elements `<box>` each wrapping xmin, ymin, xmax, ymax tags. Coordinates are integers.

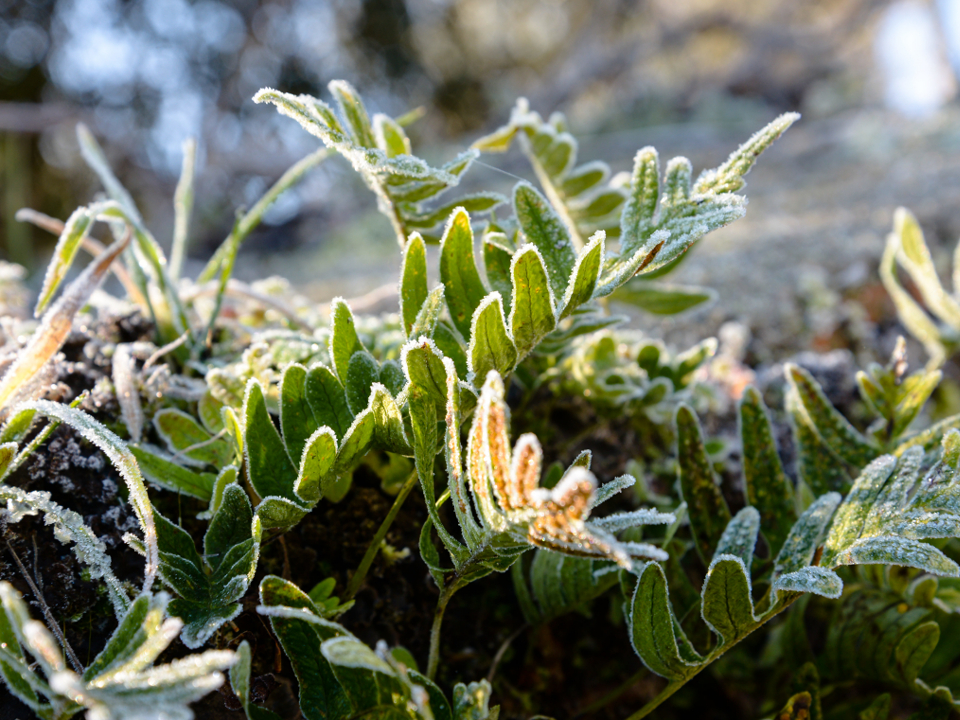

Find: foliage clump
<box><xmin>1</xmin><ymin>78</ymin><xmax>959</xmax><ymax>720</ymax></box>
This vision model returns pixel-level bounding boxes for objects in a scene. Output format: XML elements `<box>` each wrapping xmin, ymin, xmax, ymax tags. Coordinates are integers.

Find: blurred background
<box><xmin>2</xmin><ymin>0</ymin><xmax>960</xmax><ymax>361</ymax></box>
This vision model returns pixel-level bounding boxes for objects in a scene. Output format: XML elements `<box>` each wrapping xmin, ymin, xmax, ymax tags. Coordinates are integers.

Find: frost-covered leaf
<box><xmin>243</xmin><ymin>380</ymin><xmax>298</xmax><ymax>502</ymax></box>
<box><xmin>154</xmin><ymin>483</ymin><xmax>261</xmax><ymax>648</ymax></box>
<box><xmin>113</xmin><ymin>343</ymin><xmax>144</xmax><ymax>443</ymax></box>
<box><xmin>279</xmin><ymin>363</ymin><xmax>319</xmax><ymax>463</ymax></box>
<box><xmin>739</xmin><ymin>386</ymin><xmax>796</xmax><ymax>557</ymax></box>
<box><xmin>628</xmin><ymin>561</ymin><xmax>702</xmax><ymax>680</ymax></box>
<box><xmin>817</xmin><ymin>440</ymin><xmax>960</xmax><ymax>579</ymax></box>
<box><xmin>257</xmin><ymin>575</ymin><xmax>354</xmax><ymax>720</ymax></box>
<box><xmin>468</xmin><ymin>293</ymin><xmax>518</xmax><ymax>383</ymax></box>
<box><xmin>440</xmin><ymin>208</ymin><xmax>489</xmax><ymax>340</ymax></box>
<box><xmin>0</xmin><ymin>582</ymin><xmax>235</xmax><ymax>719</ymax></box>
<box><xmin>676</xmin><ymin>404</ymin><xmax>731</xmax><ymax>565</ymax></box>
<box><xmin>345</xmin><ymin>351</ymin><xmax>380</xmax><ymax>416</ymax></box>
<box><xmin>509</xmin><ymin>246</ymin><xmax>556</xmax><ymax>356</ymax></box>
<box><xmin>257</xmin><ymin>84</ymin><xmax>492</xmax><ymax>246</ymax></box>
<box><xmin>787</xmin><ymin>363</ymin><xmax>880</xmax><ymax>468</ymax></box>
<box><xmin>483</xmin><ymin>238</ymin><xmax>514</xmax><ymax>308</ymax></box>
<box><xmin>330</xmin><ymin>298</ymin><xmax>364</xmax><ymax>384</ymax></box>
<box><xmin>130</xmin><ymin>446</ymin><xmax>215</xmax><ymax>501</ymax></box>
<box><xmin>400</xmin><ymin>233</ymin><xmax>429</xmax><ymax>336</ymax></box>
<box><xmin>559</xmin><ymin>231</ymin><xmax>603</xmax><ymax>319</ymax></box>
<box><xmin>514</xmin><ymin>182</ymin><xmax>576</xmax><ymax>299</ymax></box>
<box><xmin>701</xmin><ymin>556</ymin><xmax>757</xmax><ymax>646</ymax></box>
<box><xmin>154</xmin><ymin>408</ymin><xmax>233</xmax><ymax>468</ymax></box>
<box><xmin>713</xmin><ymin>507</ymin><xmax>760</xmax><ymax>567</ymax></box>
<box><xmin>0</xmin><ymin>484</ymin><xmax>130</xmax><ymax>616</ymax></box>
<box><xmin>305</xmin><ymin>364</ymin><xmax>354</xmax><ymax>439</ymax></box>
<box><xmin>774</xmin><ymin>492</ymin><xmax>842</xmax><ymax>578</ymax></box>
<box><xmin>34</xmin><ymin>205</ymin><xmax>94</xmax><ymax>317</ymax></box>
<box><xmin>0</xmin><ymin>231</ymin><xmax>130</xmax><ymax>413</ymax></box>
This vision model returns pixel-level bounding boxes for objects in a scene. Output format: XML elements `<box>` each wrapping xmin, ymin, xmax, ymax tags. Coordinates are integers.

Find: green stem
<box><xmin>198</xmin><ymin>148</ymin><xmax>331</xmax><ymax>283</ymax></box>
<box><xmin>426</xmin><ymin>580</ymin><xmax>461</xmax><ymax>681</ymax></box>
<box><xmin>345</xmin><ymin>471</ymin><xmax>419</xmax><ymax>600</ymax></box>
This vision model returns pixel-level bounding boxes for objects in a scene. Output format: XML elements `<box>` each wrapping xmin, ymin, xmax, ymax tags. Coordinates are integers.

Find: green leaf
<box><xmin>368</xmin><ymin>384</ymin><xmax>412</xmax><ymax>455</ymax></box>
<box><xmin>786</xmin><ymin>364</ymin><xmax>879</xmax><ymax>468</ymax></box>
<box><xmin>693</xmin><ymin>112</ymin><xmax>799</xmax><ymax>195</ymax></box>
<box><xmin>305</xmin><ymin>364</ymin><xmax>354</xmax><ymax>439</ymax></box>
<box><xmin>676</xmin><ymin>404</ymin><xmax>731</xmax><ymax>565</ymax></box>
<box><xmin>859</xmin><ymin>695</ymin><xmax>891</xmax><ymax>720</ymax></box>
<box><xmin>154</xmin><ymin>408</ymin><xmax>233</xmax><ymax>467</ymax></box>
<box><xmin>279</xmin><ymin>364</ymin><xmax>319</xmax><ymax>463</ymax></box>
<box><xmin>243</xmin><ymin>380</ymin><xmax>298</xmax><ymax>501</ymax></box>
<box><xmin>230</xmin><ymin>640</ymin><xmax>283</xmax><ymax>720</ymax></box>
<box><xmin>256</xmin><ymin>497</ymin><xmax>309</xmax><ymax>529</ymax></box>
<box><xmin>409</xmin><ymin>286</ymin><xmax>445</xmax><ymax>341</ymax></box>
<box><xmin>892</xmin><ymin>370</ymin><xmax>941</xmax><ymax>439</ymax></box>
<box><xmin>330</xmin><ymin>409</ymin><xmax>376</xmax><ymax>495</ymax></box>
<box><xmin>433</xmin><ymin>321</ymin><xmax>469</xmax><ymax>379</ymax></box>
<box><xmin>409</xmin><ymin>384</ymin><xmax>467</xmax><ymax>563</ymax></box>
<box><xmin>509</xmin><ymin>246</ymin><xmax>556</xmax><ymax>356</ymax></box>
<box><xmin>129</xmin><ymin>446</ymin><xmax>215</xmax><ymax>501</ymax></box>
<box><xmin>330</xmin><ymin>80</ymin><xmax>376</xmax><ymax>148</ymax></box>
<box><xmin>330</xmin><ymin>298</ymin><xmax>364</xmax><ymax>384</ymax></box>
<box><xmin>739</xmin><ymin>386</ymin><xmax>796</xmax><ymax>557</ymax></box>
<box><xmin>701</xmin><ymin>556</ymin><xmax>757</xmax><ymax>646</ymax></box>
<box><xmin>205</xmin><ymin>484</ymin><xmax>254</xmax><ymax>571</ymax></box>
<box><xmin>320</xmin><ymin>637</ymin><xmax>407</xmax><ymax>715</ymax></box>
<box><xmin>628</xmin><ymin>562</ymin><xmax>702</xmax><ymax>680</ymax></box>
<box><xmin>34</xmin><ymin>206</ymin><xmax>94</xmax><ymax>317</ymax></box>
<box><xmin>82</xmin><ymin>593</ymin><xmax>152</xmax><ymax>681</ymax></box>
<box><xmin>559</xmin><ymin>232</ymin><xmax>604</xmax><ymax>319</ymax></box>
<box><xmin>790</xmin><ymin>395</ymin><xmax>852</xmax><ymax>495</ymax></box>
<box><xmin>895</xmin><ymin>620</ymin><xmax>939</xmax><ymax>686</ymax></box>
<box><xmin>468</xmin><ymin>293</ymin><xmax>518</xmax><ymax>383</ymax></box>
<box><xmin>440</xmin><ymin>207</ymin><xmax>488</xmax><ymax>340</ymax></box>
<box><xmin>0</xmin><ymin>441</ymin><xmax>22</xmax><ymax>480</ymax></box>
<box><xmin>258</xmin><ymin>575</ymin><xmax>352</xmax><ymax>720</ymax></box>
<box><xmin>820</xmin><ymin>454</ymin><xmax>898</xmax><ymax>568</ymax></box>
<box><xmin>345</xmin><ymin>351</ymin><xmax>380</xmax><ymax>415</ymax></box>
<box><xmin>483</xmin><ymin>238</ymin><xmax>514</xmax><ymax>308</ymax></box>
<box><xmin>400</xmin><ymin>233</ymin><xmax>429</xmax><ymax>336</ymax></box>
<box><xmin>0</xmin><ymin>588</ymin><xmax>40</xmax><ymax>710</ymax></box>
<box><xmin>612</xmin><ymin>281</ymin><xmax>716</xmax><ymax>316</ymax></box>
<box><xmin>404</xmin><ymin>193</ymin><xmax>507</xmax><ymax>231</ymax></box>
<box><xmin>373</xmin><ymin>113</ymin><xmax>411</xmax><ymax>157</ymax></box>
<box><xmin>714</xmin><ymin>507</ymin><xmax>760</xmax><ymax>567</ymax></box>
<box><xmin>199</xmin><ymin>465</ymin><xmax>238</xmax><ymax>520</ymax></box>
<box><xmin>379</xmin><ymin>360</ymin><xmax>406</xmax><ymax>398</ymax></box>
<box><xmin>514</xmin><ymin>182</ymin><xmax>576</xmax><ymax>299</ymax></box>
<box><xmin>402</xmin><ymin>337</ymin><xmax>451</xmax><ymax>409</ymax></box>
<box><xmin>295</xmin><ymin>428</ymin><xmax>338</xmax><ymax>504</ymax></box>
<box><xmin>559</xmin><ymin>162</ymin><xmax>606</xmax><ymax>197</ymax></box>
<box><xmin>774</xmin><ymin>492</ymin><xmax>842</xmax><ymax>577</ymax></box>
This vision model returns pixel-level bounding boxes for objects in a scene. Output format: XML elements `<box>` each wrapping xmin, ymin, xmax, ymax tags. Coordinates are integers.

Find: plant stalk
<box><xmin>426</xmin><ymin>580</ymin><xmax>460</xmax><ymax>681</ymax></box>
<box><xmin>345</xmin><ymin>471</ymin><xmax>419</xmax><ymax>600</ymax></box>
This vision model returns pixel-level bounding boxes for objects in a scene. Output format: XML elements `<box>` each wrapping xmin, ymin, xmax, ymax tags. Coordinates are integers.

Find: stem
<box><xmin>426</xmin><ymin>581</ymin><xmax>460</xmax><ymax>681</ymax></box>
<box><xmin>345</xmin><ymin>472</ymin><xmax>419</xmax><ymax>600</ymax></box>
<box><xmin>198</xmin><ymin>148</ymin><xmax>331</xmax><ymax>283</ymax></box>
